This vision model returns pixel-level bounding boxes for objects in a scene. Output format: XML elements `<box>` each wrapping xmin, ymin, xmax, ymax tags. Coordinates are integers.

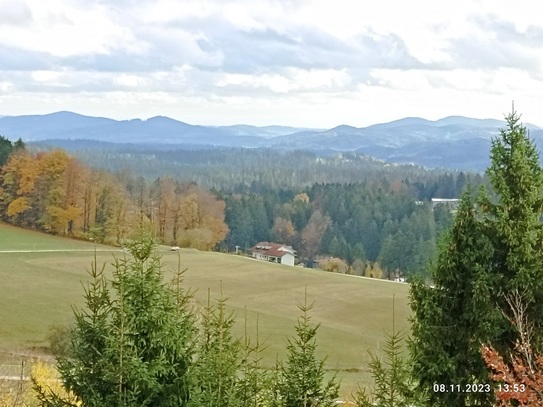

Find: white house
<box><xmin>249</xmin><ymin>242</ymin><xmax>296</xmax><ymax>266</ymax></box>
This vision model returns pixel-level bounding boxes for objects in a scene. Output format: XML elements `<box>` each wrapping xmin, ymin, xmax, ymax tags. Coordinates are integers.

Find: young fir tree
<box><xmin>35</xmin><ymin>231</ymin><xmax>196</xmax><ymax>407</ymax></box>
<box><xmin>354</xmin><ymin>296</ymin><xmax>428</xmax><ymax>407</ymax></box>
<box><xmin>236</xmin><ymin>313</ymin><xmax>274</xmax><ymax>406</ymax></box>
<box><xmin>276</xmin><ymin>292</ymin><xmax>339</xmax><ymax>407</ymax></box>
<box><xmin>187</xmin><ymin>290</ymin><xmax>243</xmax><ymax>407</ymax></box>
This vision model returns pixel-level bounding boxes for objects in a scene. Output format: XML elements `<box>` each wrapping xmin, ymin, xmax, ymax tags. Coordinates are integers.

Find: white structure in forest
<box><xmin>249</xmin><ymin>242</ymin><xmax>296</xmax><ymax>266</ymax></box>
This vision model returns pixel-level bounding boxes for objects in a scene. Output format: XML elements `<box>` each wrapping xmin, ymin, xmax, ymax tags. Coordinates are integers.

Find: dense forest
<box><xmin>32</xmin><ymin>140</ymin><xmax>484</xmax><ymax>192</ymax></box>
<box><xmin>1</xmin><ymin>136</ymin><xmax>486</xmax><ymax>278</ymax></box>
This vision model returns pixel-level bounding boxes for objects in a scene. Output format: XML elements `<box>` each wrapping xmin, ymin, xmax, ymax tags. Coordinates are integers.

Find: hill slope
<box><xmin>0</xmin><ymin>224</ymin><xmax>410</xmax><ymax>397</ymax></box>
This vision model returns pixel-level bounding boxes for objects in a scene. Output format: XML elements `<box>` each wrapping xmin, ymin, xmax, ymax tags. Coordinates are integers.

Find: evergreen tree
<box><xmin>236</xmin><ymin>313</ymin><xmax>274</xmax><ymax>406</ymax></box>
<box><xmin>480</xmin><ymin>109</ymin><xmax>543</xmax><ymax>353</ymax></box>
<box><xmin>410</xmin><ymin>189</ymin><xmax>498</xmax><ymax>406</ymax></box>
<box><xmin>410</xmin><ymin>110</ymin><xmax>543</xmax><ymax>406</ymax></box>
<box><xmin>276</xmin><ymin>292</ymin><xmax>339</xmax><ymax>406</ymax></box>
<box><xmin>354</xmin><ymin>297</ymin><xmax>427</xmax><ymax>407</ymax></box>
<box><xmin>36</xmin><ymin>231</ymin><xmax>196</xmax><ymax>406</ymax></box>
<box><xmin>0</xmin><ymin>135</ymin><xmax>13</xmax><ymax>167</ymax></box>
<box><xmin>188</xmin><ymin>291</ymin><xmax>242</xmax><ymax>407</ymax></box>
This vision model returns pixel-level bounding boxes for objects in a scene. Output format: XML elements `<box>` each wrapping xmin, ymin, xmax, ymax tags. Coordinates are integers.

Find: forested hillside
<box><xmin>31</xmin><ymin>142</ymin><xmax>483</xmax><ymax>191</ymax></box>
<box><xmin>218</xmin><ymin>178</ymin><xmax>479</xmax><ymax>277</ymax></box>
<box><xmin>1</xmin><ymin>136</ymin><xmax>485</xmax><ymax>277</ymax></box>
<box><xmin>0</xmin><ymin>139</ymin><xmax>228</xmax><ymax>249</ymax></box>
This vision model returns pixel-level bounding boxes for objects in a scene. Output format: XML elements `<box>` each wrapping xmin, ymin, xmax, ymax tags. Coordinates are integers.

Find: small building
<box><xmin>249</xmin><ymin>242</ymin><xmax>296</xmax><ymax>266</ymax></box>
<box><xmin>431</xmin><ymin>198</ymin><xmax>460</xmax><ymax>211</ymax></box>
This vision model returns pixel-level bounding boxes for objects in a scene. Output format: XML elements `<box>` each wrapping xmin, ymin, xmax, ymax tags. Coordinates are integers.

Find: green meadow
<box><xmin>0</xmin><ymin>223</ymin><xmax>411</xmax><ymax>398</ymax></box>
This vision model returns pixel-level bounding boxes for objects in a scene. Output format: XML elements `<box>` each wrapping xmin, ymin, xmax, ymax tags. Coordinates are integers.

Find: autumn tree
<box><xmin>1</xmin><ymin>150</ymin><xmax>40</xmax><ymax>224</ymax></box>
<box><xmin>300</xmin><ymin>210</ymin><xmax>331</xmax><ymax>261</ymax></box>
<box><xmin>272</xmin><ymin>217</ymin><xmax>297</xmax><ymax>246</ymax></box>
<box><xmin>482</xmin><ymin>290</ymin><xmax>543</xmax><ymax>406</ymax></box>
<box><xmin>176</xmin><ymin>185</ymin><xmax>228</xmax><ymax>250</ymax></box>
<box><xmin>40</xmin><ymin>154</ymin><xmax>85</xmax><ymax>235</ymax></box>
<box><xmin>1</xmin><ymin>149</ymin><xmax>88</xmax><ymax>235</ymax></box>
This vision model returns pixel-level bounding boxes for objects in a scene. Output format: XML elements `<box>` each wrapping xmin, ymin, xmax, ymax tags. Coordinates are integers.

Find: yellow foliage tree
<box><xmin>364</xmin><ymin>262</ymin><xmax>384</xmax><ymax>279</ymax></box>
<box><xmin>14</xmin><ymin>153</ymin><xmax>40</xmax><ymax>195</ymax></box>
<box><xmin>30</xmin><ymin>361</ymin><xmax>80</xmax><ymax>406</ymax></box>
<box><xmin>7</xmin><ymin>197</ymin><xmax>30</xmax><ymax>217</ymax></box>
<box><xmin>176</xmin><ymin>187</ymin><xmax>228</xmax><ymax>250</ymax></box>
<box><xmin>293</xmin><ymin>192</ymin><xmax>310</xmax><ymax>203</ymax></box>
<box><xmin>44</xmin><ymin>205</ymin><xmax>83</xmax><ymax>234</ymax></box>
<box><xmin>0</xmin><ymin>361</ymin><xmax>79</xmax><ymax>407</ymax></box>
<box><xmin>272</xmin><ymin>217</ymin><xmax>297</xmax><ymax>245</ymax></box>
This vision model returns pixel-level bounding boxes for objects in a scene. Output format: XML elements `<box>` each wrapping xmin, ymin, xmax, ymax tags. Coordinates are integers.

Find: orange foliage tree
<box><xmin>0</xmin><ymin>146</ymin><xmax>228</xmax><ymax>249</ymax></box>
<box><xmin>176</xmin><ymin>186</ymin><xmax>228</xmax><ymax>250</ymax></box>
<box><xmin>482</xmin><ymin>290</ymin><xmax>543</xmax><ymax>406</ymax></box>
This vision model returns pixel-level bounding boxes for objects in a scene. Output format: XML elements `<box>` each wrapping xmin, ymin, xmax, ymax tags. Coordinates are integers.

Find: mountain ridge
<box><xmin>2</xmin><ymin>111</ymin><xmax>542</xmax><ymax>171</ymax></box>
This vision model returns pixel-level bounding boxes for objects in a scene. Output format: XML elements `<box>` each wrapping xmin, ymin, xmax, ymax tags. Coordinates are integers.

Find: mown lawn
<box><xmin>0</xmin><ymin>224</ymin><xmax>412</xmax><ymax>399</ymax></box>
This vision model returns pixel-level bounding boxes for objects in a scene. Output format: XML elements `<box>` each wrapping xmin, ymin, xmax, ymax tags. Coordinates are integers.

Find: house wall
<box><xmin>252</xmin><ymin>250</ymin><xmax>295</xmax><ymax>266</ymax></box>
<box><xmin>253</xmin><ymin>252</ymin><xmax>267</xmax><ymax>261</ymax></box>
<box><xmin>280</xmin><ymin>253</ymin><xmax>295</xmax><ymax>266</ymax></box>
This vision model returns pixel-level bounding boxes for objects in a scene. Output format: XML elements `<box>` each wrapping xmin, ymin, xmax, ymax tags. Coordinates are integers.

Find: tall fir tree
<box><xmin>0</xmin><ymin>135</ymin><xmax>13</xmax><ymax>167</ymax></box>
<box><xmin>410</xmin><ymin>189</ymin><xmax>498</xmax><ymax>406</ymax></box>
<box><xmin>410</xmin><ymin>109</ymin><xmax>543</xmax><ymax>406</ymax></box>
<box><xmin>479</xmin><ymin>109</ymin><xmax>543</xmax><ymax>354</ymax></box>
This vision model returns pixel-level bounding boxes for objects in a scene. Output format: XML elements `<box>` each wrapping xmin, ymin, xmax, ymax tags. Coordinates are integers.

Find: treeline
<box><xmin>2</xmin><ymin>135</ymin><xmax>488</xmax><ymax>277</ymax></box>
<box><xmin>40</xmin><ymin>141</ymin><xmax>486</xmax><ymax>277</ymax></box>
<box><xmin>32</xmin><ymin>141</ymin><xmax>484</xmax><ymax>192</ymax></box>
<box><xmin>219</xmin><ymin>175</ymin><xmax>482</xmax><ymax>277</ymax></box>
<box><xmin>0</xmin><ymin>141</ymin><xmax>228</xmax><ymax>249</ymax></box>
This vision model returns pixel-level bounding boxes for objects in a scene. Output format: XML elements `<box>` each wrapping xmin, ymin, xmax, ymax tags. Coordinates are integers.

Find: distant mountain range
<box><xmin>1</xmin><ymin>111</ymin><xmax>542</xmax><ymax>171</ymax></box>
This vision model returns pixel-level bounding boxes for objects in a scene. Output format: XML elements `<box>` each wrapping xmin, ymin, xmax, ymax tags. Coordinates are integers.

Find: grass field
<box><xmin>0</xmin><ymin>223</ymin><xmax>412</xmax><ymax>399</ymax></box>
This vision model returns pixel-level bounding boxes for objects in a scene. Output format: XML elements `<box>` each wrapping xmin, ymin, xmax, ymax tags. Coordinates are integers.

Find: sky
<box><xmin>1</xmin><ymin>0</ymin><xmax>542</xmax><ymax>128</ymax></box>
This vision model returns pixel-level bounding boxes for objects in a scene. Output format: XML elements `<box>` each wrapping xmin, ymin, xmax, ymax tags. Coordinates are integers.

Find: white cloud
<box><xmin>0</xmin><ymin>0</ymin><xmax>145</xmax><ymax>57</ymax></box>
<box><xmin>0</xmin><ymin>0</ymin><xmax>33</xmax><ymax>26</ymax></box>
<box><xmin>0</xmin><ymin>81</ymin><xmax>14</xmax><ymax>93</ymax></box>
<box><xmin>113</xmin><ymin>74</ymin><xmax>149</xmax><ymax>88</ymax></box>
<box><xmin>0</xmin><ymin>0</ymin><xmax>542</xmax><ymax>127</ymax></box>
<box><xmin>31</xmin><ymin>70</ymin><xmax>64</xmax><ymax>83</ymax></box>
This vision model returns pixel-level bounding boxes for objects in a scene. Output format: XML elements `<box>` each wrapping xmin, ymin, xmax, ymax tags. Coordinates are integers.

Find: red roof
<box><xmin>250</xmin><ymin>242</ymin><xmax>295</xmax><ymax>258</ymax></box>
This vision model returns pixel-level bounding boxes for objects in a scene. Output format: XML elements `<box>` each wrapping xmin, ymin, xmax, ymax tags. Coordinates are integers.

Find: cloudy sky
<box><xmin>1</xmin><ymin>0</ymin><xmax>542</xmax><ymax>127</ymax></box>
